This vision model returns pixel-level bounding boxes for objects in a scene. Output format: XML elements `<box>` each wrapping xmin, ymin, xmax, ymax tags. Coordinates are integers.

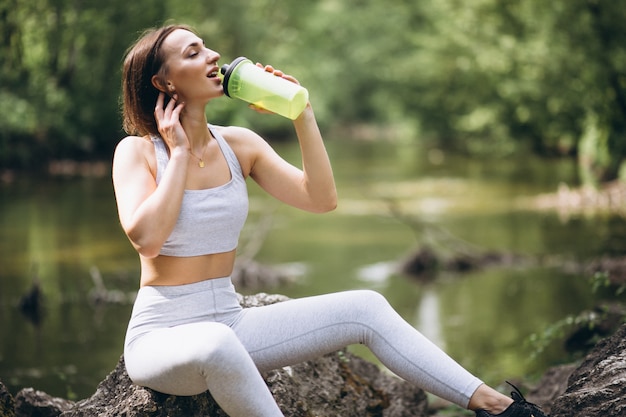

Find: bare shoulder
<box><xmin>115</xmin><ymin>135</ymin><xmax>153</xmax><ymax>155</ymax></box>
<box><xmin>213</xmin><ymin>125</ymin><xmax>267</xmax><ymax>176</ymax></box>
<box><xmin>112</xmin><ymin>135</ymin><xmax>157</xmax><ymax>179</ymax></box>
<box><xmin>113</xmin><ymin>135</ymin><xmax>155</xmax><ymax>164</ymax></box>
<box><xmin>214</xmin><ymin>125</ymin><xmax>262</xmax><ymax>145</ymax></box>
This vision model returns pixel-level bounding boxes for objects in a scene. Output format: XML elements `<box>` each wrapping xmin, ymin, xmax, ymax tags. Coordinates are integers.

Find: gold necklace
<box><xmin>189</xmin><ymin>143</ymin><xmax>207</xmax><ymax>168</ymax></box>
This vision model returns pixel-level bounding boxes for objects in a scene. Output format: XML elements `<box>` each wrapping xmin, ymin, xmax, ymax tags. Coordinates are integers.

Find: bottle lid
<box><xmin>220</xmin><ymin>57</ymin><xmax>249</xmax><ymax>98</ymax></box>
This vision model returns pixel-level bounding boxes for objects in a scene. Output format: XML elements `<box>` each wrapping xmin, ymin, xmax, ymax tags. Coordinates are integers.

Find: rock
<box><xmin>527</xmin><ymin>364</ymin><xmax>577</xmax><ymax>415</ymax></box>
<box><xmin>549</xmin><ymin>323</ymin><xmax>626</xmax><ymax>417</ymax></box>
<box><xmin>265</xmin><ymin>351</ymin><xmax>427</xmax><ymax>417</ymax></box>
<box><xmin>400</xmin><ymin>246</ymin><xmax>531</xmax><ymax>281</ymax></box>
<box><xmin>58</xmin><ymin>350</ymin><xmax>427</xmax><ymax>417</ymax></box>
<box><xmin>400</xmin><ymin>247</ymin><xmax>440</xmax><ymax>280</ymax></box>
<box><xmin>14</xmin><ymin>388</ymin><xmax>74</xmax><ymax>417</ymax></box>
<box><xmin>0</xmin><ymin>380</ymin><xmax>15</xmax><ymax>417</ymax></box>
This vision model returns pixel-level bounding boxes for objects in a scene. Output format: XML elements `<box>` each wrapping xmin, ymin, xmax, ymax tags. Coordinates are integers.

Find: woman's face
<box><xmin>158</xmin><ymin>29</ymin><xmax>223</xmax><ymax>104</ymax></box>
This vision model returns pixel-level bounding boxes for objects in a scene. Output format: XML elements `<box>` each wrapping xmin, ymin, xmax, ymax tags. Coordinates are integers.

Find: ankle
<box><xmin>468</xmin><ymin>384</ymin><xmax>514</xmax><ymax>414</ymax></box>
<box><xmin>484</xmin><ymin>396</ymin><xmax>513</xmax><ymax>414</ymax></box>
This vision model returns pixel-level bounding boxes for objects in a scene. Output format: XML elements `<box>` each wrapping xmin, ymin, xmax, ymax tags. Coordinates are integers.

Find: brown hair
<box><xmin>121</xmin><ymin>24</ymin><xmax>195</xmax><ymax>136</ymax></box>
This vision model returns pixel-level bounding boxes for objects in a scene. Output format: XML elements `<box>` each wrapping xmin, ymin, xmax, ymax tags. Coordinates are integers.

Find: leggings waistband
<box><xmin>137</xmin><ymin>276</ymin><xmax>233</xmax><ymax>297</ymax></box>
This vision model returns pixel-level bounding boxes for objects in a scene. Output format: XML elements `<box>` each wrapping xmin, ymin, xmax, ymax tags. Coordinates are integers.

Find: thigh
<box><xmin>233</xmin><ymin>290</ymin><xmax>388</xmax><ymax>371</ymax></box>
<box><xmin>124</xmin><ymin>321</ymin><xmax>244</xmax><ymax>396</ymax></box>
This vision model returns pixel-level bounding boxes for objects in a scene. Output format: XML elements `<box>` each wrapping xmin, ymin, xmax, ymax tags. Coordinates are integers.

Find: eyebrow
<box><xmin>182</xmin><ymin>39</ymin><xmax>204</xmax><ymax>53</ymax></box>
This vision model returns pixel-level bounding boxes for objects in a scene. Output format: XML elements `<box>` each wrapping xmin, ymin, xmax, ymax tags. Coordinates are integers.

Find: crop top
<box><xmin>152</xmin><ymin>125</ymin><xmax>249</xmax><ymax>257</ymax></box>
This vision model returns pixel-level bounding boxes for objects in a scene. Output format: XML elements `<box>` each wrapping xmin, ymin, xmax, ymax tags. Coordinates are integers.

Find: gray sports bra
<box><xmin>152</xmin><ymin>125</ymin><xmax>249</xmax><ymax>257</ymax></box>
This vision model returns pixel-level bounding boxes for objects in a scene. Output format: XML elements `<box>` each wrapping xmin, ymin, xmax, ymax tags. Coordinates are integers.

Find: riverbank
<box><xmin>530</xmin><ymin>180</ymin><xmax>626</xmax><ymax>218</ymax></box>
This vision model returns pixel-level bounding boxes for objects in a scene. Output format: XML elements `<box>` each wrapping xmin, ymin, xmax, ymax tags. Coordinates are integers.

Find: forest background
<box><xmin>1</xmin><ymin>0</ymin><xmax>625</xmax><ymax>188</ymax></box>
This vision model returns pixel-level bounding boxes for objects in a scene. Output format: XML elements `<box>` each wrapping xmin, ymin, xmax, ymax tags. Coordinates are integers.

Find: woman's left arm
<box><xmin>290</xmin><ymin>105</ymin><xmax>338</xmax><ymax>212</ymax></box>
<box><xmin>227</xmin><ymin>65</ymin><xmax>337</xmax><ymax>213</ymax></box>
<box><xmin>228</xmin><ymin>103</ymin><xmax>337</xmax><ymax>213</ymax></box>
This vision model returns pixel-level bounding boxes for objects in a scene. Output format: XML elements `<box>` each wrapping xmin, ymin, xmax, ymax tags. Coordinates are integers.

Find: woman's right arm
<box><xmin>112</xmin><ymin>136</ymin><xmax>189</xmax><ymax>258</ymax></box>
<box><xmin>112</xmin><ymin>93</ymin><xmax>190</xmax><ymax>258</ymax></box>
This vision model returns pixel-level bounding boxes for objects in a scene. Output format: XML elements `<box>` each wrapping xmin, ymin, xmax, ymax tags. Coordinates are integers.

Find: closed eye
<box><xmin>184</xmin><ymin>40</ymin><xmax>204</xmax><ymax>58</ymax></box>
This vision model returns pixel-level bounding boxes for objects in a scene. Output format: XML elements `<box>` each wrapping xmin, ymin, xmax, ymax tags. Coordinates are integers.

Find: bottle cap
<box><xmin>220</xmin><ymin>57</ymin><xmax>249</xmax><ymax>98</ymax></box>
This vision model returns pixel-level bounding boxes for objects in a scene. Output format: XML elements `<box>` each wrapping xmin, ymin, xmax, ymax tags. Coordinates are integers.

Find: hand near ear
<box><xmin>154</xmin><ymin>92</ymin><xmax>189</xmax><ymax>153</ymax></box>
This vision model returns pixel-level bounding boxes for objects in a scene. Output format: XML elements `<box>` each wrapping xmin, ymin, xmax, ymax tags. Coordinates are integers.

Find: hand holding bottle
<box><xmin>220</xmin><ymin>57</ymin><xmax>309</xmax><ymax>120</ymax></box>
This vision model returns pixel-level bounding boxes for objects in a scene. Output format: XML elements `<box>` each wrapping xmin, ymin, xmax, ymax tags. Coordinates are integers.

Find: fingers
<box><xmin>154</xmin><ymin>92</ymin><xmax>187</xmax><ymax>146</ymax></box>
<box><xmin>248</xmin><ymin>103</ymin><xmax>274</xmax><ymax>115</ymax></box>
<box><xmin>265</xmin><ymin>65</ymin><xmax>283</xmax><ymax>77</ymax></box>
<box><xmin>256</xmin><ymin>62</ymin><xmax>284</xmax><ymax>77</ymax></box>
<box><xmin>155</xmin><ymin>92</ymin><xmax>165</xmax><ymax>117</ymax></box>
<box><xmin>155</xmin><ymin>93</ymin><xmax>183</xmax><ymax>119</ymax></box>
<box><xmin>255</xmin><ymin>62</ymin><xmax>299</xmax><ymax>85</ymax></box>
<box><xmin>171</xmin><ymin>97</ymin><xmax>185</xmax><ymax>119</ymax></box>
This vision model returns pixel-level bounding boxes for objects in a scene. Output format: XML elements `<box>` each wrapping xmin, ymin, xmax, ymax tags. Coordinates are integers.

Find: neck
<box><xmin>180</xmin><ymin>104</ymin><xmax>211</xmax><ymax>150</ymax></box>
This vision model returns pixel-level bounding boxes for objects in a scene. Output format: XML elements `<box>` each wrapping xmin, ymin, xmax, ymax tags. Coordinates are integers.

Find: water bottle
<box><xmin>220</xmin><ymin>57</ymin><xmax>309</xmax><ymax>120</ymax></box>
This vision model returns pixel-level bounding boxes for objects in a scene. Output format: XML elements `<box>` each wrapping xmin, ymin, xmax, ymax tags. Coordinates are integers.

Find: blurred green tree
<box><xmin>1</xmin><ymin>0</ymin><xmax>624</xmax><ymax>185</ymax></box>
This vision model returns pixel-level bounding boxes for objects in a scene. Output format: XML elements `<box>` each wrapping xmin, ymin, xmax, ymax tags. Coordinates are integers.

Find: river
<box><xmin>1</xmin><ymin>137</ymin><xmax>622</xmax><ymax>400</ymax></box>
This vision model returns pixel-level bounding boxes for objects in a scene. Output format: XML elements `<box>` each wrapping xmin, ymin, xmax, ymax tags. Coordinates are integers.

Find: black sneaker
<box><xmin>475</xmin><ymin>382</ymin><xmax>548</xmax><ymax>417</ymax></box>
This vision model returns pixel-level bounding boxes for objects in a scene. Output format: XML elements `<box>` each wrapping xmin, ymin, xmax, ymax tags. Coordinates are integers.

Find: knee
<box><xmin>353</xmin><ymin>289</ymin><xmax>390</xmax><ymax>308</ymax></box>
<box><xmin>346</xmin><ymin>290</ymin><xmax>393</xmax><ymax>316</ymax></box>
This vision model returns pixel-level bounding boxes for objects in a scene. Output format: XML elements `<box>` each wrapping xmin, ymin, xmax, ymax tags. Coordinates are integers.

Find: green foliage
<box><xmin>591</xmin><ymin>271</ymin><xmax>626</xmax><ymax>296</ymax></box>
<box><xmin>1</xmin><ymin>0</ymin><xmax>625</xmax><ymax>181</ymax></box>
<box><xmin>526</xmin><ymin>308</ymin><xmax>600</xmax><ymax>361</ymax></box>
<box><xmin>0</xmin><ymin>0</ymin><xmax>166</xmax><ymax>169</ymax></box>
<box><xmin>527</xmin><ymin>271</ymin><xmax>626</xmax><ymax>361</ymax></box>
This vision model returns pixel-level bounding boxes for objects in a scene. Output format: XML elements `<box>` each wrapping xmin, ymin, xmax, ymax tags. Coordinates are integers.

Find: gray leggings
<box><xmin>124</xmin><ymin>277</ymin><xmax>482</xmax><ymax>417</ymax></box>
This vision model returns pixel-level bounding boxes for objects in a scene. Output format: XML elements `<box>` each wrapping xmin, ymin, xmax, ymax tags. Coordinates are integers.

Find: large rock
<box><xmin>58</xmin><ymin>350</ymin><xmax>426</xmax><ymax>417</ymax></box>
<box><xmin>549</xmin><ymin>323</ymin><xmax>626</xmax><ymax>417</ymax></box>
<box><xmin>526</xmin><ymin>363</ymin><xmax>577</xmax><ymax>415</ymax></box>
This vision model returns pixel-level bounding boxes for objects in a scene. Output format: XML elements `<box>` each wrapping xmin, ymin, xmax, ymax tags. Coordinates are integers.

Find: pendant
<box><xmin>198</xmin><ymin>160</ymin><xmax>205</xmax><ymax>168</ymax></box>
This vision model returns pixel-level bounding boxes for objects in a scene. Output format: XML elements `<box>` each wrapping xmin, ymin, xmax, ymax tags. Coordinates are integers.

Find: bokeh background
<box><xmin>2</xmin><ymin>0</ymin><xmax>626</xmax><ymax>407</ymax></box>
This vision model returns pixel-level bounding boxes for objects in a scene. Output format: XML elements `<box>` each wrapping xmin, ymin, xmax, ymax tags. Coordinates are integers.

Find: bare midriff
<box><xmin>138</xmin><ymin>249</ymin><xmax>237</xmax><ymax>287</ymax></box>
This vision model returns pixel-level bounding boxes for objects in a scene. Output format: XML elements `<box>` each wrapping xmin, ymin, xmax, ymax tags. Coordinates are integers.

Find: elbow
<box><xmin>133</xmin><ymin>238</ymin><xmax>163</xmax><ymax>259</ymax></box>
<box><xmin>311</xmin><ymin>192</ymin><xmax>338</xmax><ymax>213</ymax></box>
<box><xmin>126</xmin><ymin>229</ymin><xmax>163</xmax><ymax>259</ymax></box>
<box><xmin>136</xmin><ymin>245</ymin><xmax>162</xmax><ymax>259</ymax></box>
<box><xmin>320</xmin><ymin>198</ymin><xmax>338</xmax><ymax>213</ymax></box>
<box><xmin>318</xmin><ymin>204</ymin><xmax>337</xmax><ymax>214</ymax></box>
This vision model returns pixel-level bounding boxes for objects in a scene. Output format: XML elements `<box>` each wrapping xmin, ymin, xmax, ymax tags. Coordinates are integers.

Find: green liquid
<box><xmin>228</xmin><ymin>64</ymin><xmax>309</xmax><ymax>119</ymax></box>
<box><xmin>248</xmin><ymin>89</ymin><xmax>308</xmax><ymax>120</ymax></box>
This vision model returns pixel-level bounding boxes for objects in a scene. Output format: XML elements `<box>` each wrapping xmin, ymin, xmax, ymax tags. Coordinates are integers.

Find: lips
<box><xmin>207</xmin><ymin>67</ymin><xmax>219</xmax><ymax>78</ymax></box>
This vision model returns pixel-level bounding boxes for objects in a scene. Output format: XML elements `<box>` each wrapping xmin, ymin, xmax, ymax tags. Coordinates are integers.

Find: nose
<box><xmin>206</xmin><ymin>49</ymin><xmax>220</xmax><ymax>64</ymax></box>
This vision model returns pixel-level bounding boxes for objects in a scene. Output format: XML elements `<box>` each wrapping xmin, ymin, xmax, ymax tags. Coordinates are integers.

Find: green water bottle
<box><xmin>220</xmin><ymin>57</ymin><xmax>309</xmax><ymax>120</ymax></box>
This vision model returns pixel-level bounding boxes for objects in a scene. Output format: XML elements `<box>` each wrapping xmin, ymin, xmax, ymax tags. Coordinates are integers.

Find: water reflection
<box><xmin>416</xmin><ymin>287</ymin><xmax>444</xmax><ymax>349</ymax></box>
<box><xmin>0</xmin><ymin>139</ymin><xmax>623</xmax><ymax>400</ymax></box>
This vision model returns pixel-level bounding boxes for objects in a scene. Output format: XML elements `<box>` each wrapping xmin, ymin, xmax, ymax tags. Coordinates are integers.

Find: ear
<box><xmin>151</xmin><ymin>75</ymin><xmax>170</xmax><ymax>93</ymax></box>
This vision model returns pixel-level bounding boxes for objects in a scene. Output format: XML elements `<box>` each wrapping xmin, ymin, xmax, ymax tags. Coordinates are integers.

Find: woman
<box><xmin>113</xmin><ymin>24</ymin><xmax>548</xmax><ymax>417</ymax></box>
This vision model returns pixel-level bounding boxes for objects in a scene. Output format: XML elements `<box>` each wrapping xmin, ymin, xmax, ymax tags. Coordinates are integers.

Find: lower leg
<box><xmin>236</xmin><ymin>290</ymin><xmax>483</xmax><ymax>407</ymax></box>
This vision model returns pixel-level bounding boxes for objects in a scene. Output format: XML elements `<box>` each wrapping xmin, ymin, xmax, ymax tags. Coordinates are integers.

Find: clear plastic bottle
<box><xmin>220</xmin><ymin>57</ymin><xmax>309</xmax><ymax>120</ymax></box>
